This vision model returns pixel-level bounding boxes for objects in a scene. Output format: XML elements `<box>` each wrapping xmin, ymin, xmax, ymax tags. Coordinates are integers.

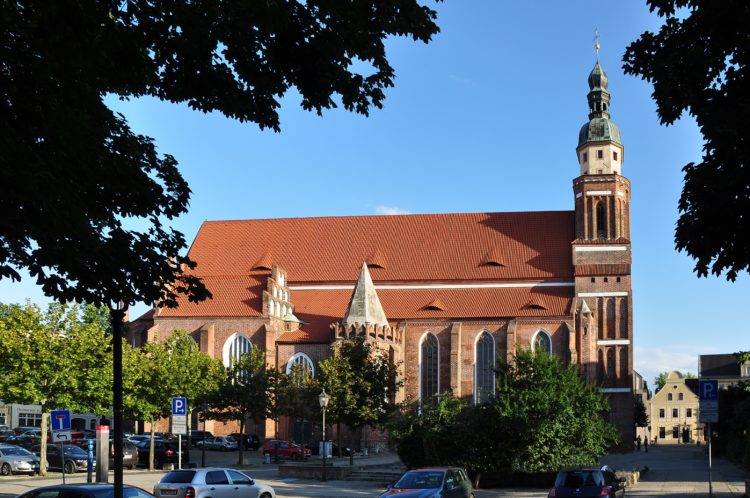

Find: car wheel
<box><xmin>0</xmin><ymin>463</ymin><xmax>11</xmax><ymax>476</ymax></box>
<box><xmin>64</xmin><ymin>460</ymin><xmax>76</xmax><ymax>474</ymax></box>
<box><xmin>259</xmin><ymin>493</ymin><xmax>272</xmax><ymax>498</ymax></box>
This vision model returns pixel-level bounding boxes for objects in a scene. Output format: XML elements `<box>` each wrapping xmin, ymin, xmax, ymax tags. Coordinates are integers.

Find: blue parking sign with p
<box><xmin>699</xmin><ymin>379</ymin><xmax>718</xmax><ymax>401</ymax></box>
<box><xmin>172</xmin><ymin>397</ymin><xmax>187</xmax><ymax>415</ymax></box>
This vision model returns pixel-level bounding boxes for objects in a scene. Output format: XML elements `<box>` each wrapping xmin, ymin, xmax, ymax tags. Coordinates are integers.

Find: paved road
<box><xmin>0</xmin><ymin>444</ymin><xmax>747</xmax><ymax>497</ymax></box>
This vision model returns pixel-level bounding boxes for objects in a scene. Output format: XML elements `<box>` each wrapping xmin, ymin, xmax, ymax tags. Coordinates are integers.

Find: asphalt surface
<box><xmin>0</xmin><ymin>443</ymin><xmax>747</xmax><ymax>497</ymax></box>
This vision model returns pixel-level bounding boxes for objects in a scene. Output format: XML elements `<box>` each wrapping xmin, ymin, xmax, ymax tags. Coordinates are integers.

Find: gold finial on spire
<box><xmin>593</xmin><ymin>28</ymin><xmax>600</xmax><ymax>61</ymax></box>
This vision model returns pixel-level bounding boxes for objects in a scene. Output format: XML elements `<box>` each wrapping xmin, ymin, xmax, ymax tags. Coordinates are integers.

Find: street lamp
<box><xmin>318</xmin><ymin>390</ymin><xmax>330</xmax><ymax>482</ymax></box>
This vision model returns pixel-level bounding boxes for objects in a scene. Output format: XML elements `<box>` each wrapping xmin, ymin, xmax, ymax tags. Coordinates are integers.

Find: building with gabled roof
<box><xmin>130</xmin><ymin>55</ymin><xmax>636</xmax><ymax>448</ymax></box>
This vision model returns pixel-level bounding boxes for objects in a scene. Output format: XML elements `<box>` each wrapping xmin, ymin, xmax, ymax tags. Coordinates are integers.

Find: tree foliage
<box><xmin>0</xmin><ymin>1</ymin><xmax>440</xmax><ymax>307</ymax></box>
<box><xmin>623</xmin><ymin>0</ymin><xmax>750</xmax><ymax>281</ymax></box>
<box><xmin>0</xmin><ymin>301</ymin><xmax>112</xmax><ymax>475</ymax></box>
<box><xmin>317</xmin><ymin>337</ymin><xmax>401</xmax><ymax>459</ymax></box>
<box><xmin>634</xmin><ymin>397</ymin><xmax>649</xmax><ymax>428</ymax></box>
<box><xmin>388</xmin><ymin>350</ymin><xmax>618</xmax><ymax>478</ymax></box>
<box><xmin>122</xmin><ymin>330</ymin><xmax>223</xmax><ymax>470</ymax></box>
<box><xmin>206</xmin><ymin>348</ymin><xmax>270</xmax><ymax>465</ymax></box>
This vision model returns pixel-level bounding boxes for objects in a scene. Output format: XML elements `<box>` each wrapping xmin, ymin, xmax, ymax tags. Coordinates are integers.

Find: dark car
<box><xmin>548</xmin><ymin>466</ymin><xmax>626</xmax><ymax>498</ymax></box>
<box><xmin>229</xmin><ymin>433</ymin><xmax>260</xmax><ymax>451</ymax></box>
<box><xmin>306</xmin><ymin>441</ymin><xmax>352</xmax><ymax>457</ymax></box>
<box><xmin>190</xmin><ymin>430</ymin><xmax>213</xmax><ymax>447</ymax></box>
<box><xmin>33</xmin><ymin>444</ymin><xmax>91</xmax><ymax>474</ymax></box>
<box><xmin>15</xmin><ymin>484</ymin><xmax>154</xmax><ymax>498</ymax></box>
<box><xmin>134</xmin><ymin>440</ymin><xmax>179</xmax><ymax>468</ymax></box>
<box><xmin>381</xmin><ymin>467</ymin><xmax>474</xmax><ymax>498</ymax></box>
<box><xmin>75</xmin><ymin>439</ymin><xmax>139</xmax><ymax>470</ymax></box>
<box><xmin>6</xmin><ymin>433</ymin><xmax>42</xmax><ymax>450</ymax></box>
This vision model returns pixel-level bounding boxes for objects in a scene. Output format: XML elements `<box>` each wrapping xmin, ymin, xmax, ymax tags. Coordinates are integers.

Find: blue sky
<box><xmin>1</xmin><ymin>1</ymin><xmax>747</xmax><ymax>389</ymax></box>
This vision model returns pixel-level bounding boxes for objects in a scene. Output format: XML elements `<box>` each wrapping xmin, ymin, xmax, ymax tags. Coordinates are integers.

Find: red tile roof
<box><xmin>159</xmin><ymin>211</ymin><xmax>576</xmax><ymax>327</ymax></box>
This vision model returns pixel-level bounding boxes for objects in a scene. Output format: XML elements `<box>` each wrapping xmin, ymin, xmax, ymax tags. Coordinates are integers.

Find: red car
<box><xmin>261</xmin><ymin>439</ymin><xmax>310</xmax><ymax>460</ymax></box>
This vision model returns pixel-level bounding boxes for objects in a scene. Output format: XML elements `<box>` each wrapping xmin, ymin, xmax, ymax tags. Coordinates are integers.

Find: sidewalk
<box><xmin>600</xmin><ymin>444</ymin><xmax>748</xmax><ymax>497</ymax></box>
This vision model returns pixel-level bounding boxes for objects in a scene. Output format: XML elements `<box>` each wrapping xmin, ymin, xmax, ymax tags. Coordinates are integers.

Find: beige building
<box><xmin>648</xmin><ymin>371</ymin><xmax>702</xmax><ymax>444</ymax></box>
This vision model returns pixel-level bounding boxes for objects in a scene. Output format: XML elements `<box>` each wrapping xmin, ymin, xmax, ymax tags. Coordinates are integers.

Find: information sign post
<box><xmin>699</xmin><ymin>379</ymin><xmax>719</xmax><ymax>498</ymax></box>
<box><xmin>172</xmin><ymin>397</ymin><xmax>187</xmax><ymax>469</ymax></box>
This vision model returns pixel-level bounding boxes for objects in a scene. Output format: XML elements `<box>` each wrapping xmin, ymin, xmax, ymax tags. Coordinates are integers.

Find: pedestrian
<box><xmin>636</xmin><ymin>434</ymin><xmax>641</xmax><ymax>451</ymax></box>
<box><xmin>644</xmin><ymin>437</ymin><xmax>649</xmax><ymax>452</ymax></box>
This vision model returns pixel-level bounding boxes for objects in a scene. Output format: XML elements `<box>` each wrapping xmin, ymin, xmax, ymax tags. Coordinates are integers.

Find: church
<box><xmin>132</xmin><ymin>56</ymin><xmax>635</xmax><ymax>448</ymax></box>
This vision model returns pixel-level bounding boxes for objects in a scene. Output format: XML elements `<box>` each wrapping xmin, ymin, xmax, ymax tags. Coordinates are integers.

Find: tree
<box><xmin>122</xmin><ymin>330</ymin><xmax>223</xmax><ymax>470</ymax></box>
<box><xmin>0</xmin><ymin>1</ymin><xmax>441</xmax><ymax>308</ymax></box>
<box><xmin>0</xmin><ymin>302</ymin><xmax>112</xmax><ymax>475</ymax></box>
<box><xmin>623</xmin><ymin>0</ymin><xmax>750</xmax><ymax>281</ymax></box>
<box><xmin>634</xmin><ymin>398</ymin><xmax>649</xmax><ymax>428</ymax></box>
<box><xmin>654</xmin><ymin>370</ymin><xmax>697</xmax><ymax>392</ymax></box>
<box><xmin>317</xmin><ymin>337</ymin><xmax>401</xmax><ymax>463</ymax></box>
<box><xmin>206</xmin><ymin>348</ymin><xmax>270</xmax><ymax>465</ymax></box>
<box><xmin>276</xmin><ymin>362</ymin><xmax>320</xmax><ymax>455</ymax></box>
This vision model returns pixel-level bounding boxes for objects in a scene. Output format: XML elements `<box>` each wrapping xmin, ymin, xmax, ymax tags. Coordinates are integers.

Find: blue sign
<box><xmin>172</xmin><ymin>397</ymin><xmax>187</xmax><ymax>416</ymax></box>
<box><xmin>50</xmin><ymin>410</ymin><xmax>71</xmax><ymax>431</ymax></box>
<box><xmin>699</xmin><ymin>379</ymin><xmax>719</xmax><ymax>401</ymax></box>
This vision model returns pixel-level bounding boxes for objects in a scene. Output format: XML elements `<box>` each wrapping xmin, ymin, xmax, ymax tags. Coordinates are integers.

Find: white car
<box><xmin>0</xmin><ymin>444</ymin><xmax>40</xmax><ymax>475</ymax></box>
<box><xmin>154</xmin><ymin>468</ymin><xmax>274</xmax><ymax>498</ymax></box>
<box><xmin>195</xmin><ymin>436</ymin><xmax>238</xmax><ymax>451</ymax></box>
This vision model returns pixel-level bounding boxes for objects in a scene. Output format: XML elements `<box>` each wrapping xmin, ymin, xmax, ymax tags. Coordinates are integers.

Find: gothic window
<box><xmin>474</xmin><ymin>331</ymin><xmax>495</xmax><ymax>404</ymax></box>
<box><xmin>223</xmin><ymin>333</ymin><xmax>252</xmax><ymax>369</ymax></box>
<box><xmin>532</xmin><ymin>330</ymin><xmax>552</xmax><ymax>355</ymax></box>
<box><xmin>606</xmin><ymin>348</ymin><xmax>615</xmax><ymax>379</ymax></box>
<box><xmin>286</xmin><ymin>352</ymin><xmax>315</xmax><ymax>378</ymax></box>
<box><xmin>596</xmin><ymin>201</ymin><xmax>607</xmax><ymax>239</ymax></box>
<box><xmin>619</xmin><ymin>347</ymin><xmax>627</xmax><ymax>379</ymax></box>
<box><xmin>420</xmin><ymin>332</ymin><xmax>439</xmax><ymax>403</ymax></box>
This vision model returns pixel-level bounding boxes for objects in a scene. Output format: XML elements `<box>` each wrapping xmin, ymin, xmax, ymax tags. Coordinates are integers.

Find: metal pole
<box><xmin>201</xmin><ymin>404</ymin><xmax>207</xmax><ymax>468</ymax></box>
<box><xmin>60</xmin><ymin>442</ymin><xmax>66</xmax><ymax>485</ymax></box>
<box><xmin>111</xmin><ymin>308</ymin><xmax>126</xmax><ymax>498</ymax></box>
<box><xmin>178</xmin><ymin>434</ymin><xmax>182</xmax><ymax>470</ymax></box>
<box><xmin>322</xmin><ymin>407</ymin><xmax>326</xmax><ymax>482</ymax></box>
<box><xmin>708</xmin><ymin>428</ymin><xmax>713</xmax><ymax>494</ymax></box>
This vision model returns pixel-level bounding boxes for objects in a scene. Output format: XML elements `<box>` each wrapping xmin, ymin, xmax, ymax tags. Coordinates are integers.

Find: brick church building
<box><xmin>132</xmin><ymin>56</ymin><xmax>635</xmax><ymax>447</ymax></box>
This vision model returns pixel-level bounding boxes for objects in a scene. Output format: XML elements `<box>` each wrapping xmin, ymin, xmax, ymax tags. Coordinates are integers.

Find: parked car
<box><xmin>153</xmin><ymin>468</ymin><xmax>275</xmax><ymax>498</ymax></box>
<box><xmin>134</xmin><ymin>440</ymin><xmax>179</xmax><ymax>468</ymax></box>
<box><xmin>0</xmin><ymin>430</ymin><xmax>16</xmax><ymax>443</ymax></box>
<box><xmin>13</xmin><ymin>427</ymin><xmax>41</xmax><ymax>436</ymax></box>
<box><xmin>381</xmin><ymin>467</ymin><xmax>474</xmax><ymax>498</ymax></box>
<box><xmin>548</xmin><ymin>466</ymin><xmax>626</xmax><ymax>498</ymax></box>
<box><xmin>306</xmin><ymin>441</ymin><xmax>352</xmax><ymax>457</ymax></box>
<box><xmin>32</xmin><ymin>444</ymin><xmax>91</xmax><ymax>474</ymax></box>
<box><xmin>260</xmin><ymin>439</ymin><xmax>310</xmax><ymax>460</ymax></box>
<box><xmin>15</xmin><ymin>484</ymin><xmax>155</xmax><ymax>498</ymax></box>
<box><xmin>128</xmin><ymin>435</ymin><xmax>162</xmax><ymax>444</ymax></box>
<box><xmin>74</xmin><ymin>439</ymin><xmax>139</xmax><ymax>470</ymax></box>
<box><xmin>190</xmin><ymin>430</ymin><xmax>213</xmax><ymax>447</ymax></box>
<box><xmin>5</xmin><ymin>433</ymin><xmax>42</xmax><ymax>449</ymax></box>
<box><xmin>229</xmin><ymin>433</ymin><xmax>260</xmax><ymax>451</ymax></box>
<box><xmin>196</xmin><ymin>436</ymin><xmax>238</xmax><ymax>452</ymax></box>
<box><xmin>0</xmin><ymin>443</ymin><xmax>40</xmax><ymax>475</ymax></box>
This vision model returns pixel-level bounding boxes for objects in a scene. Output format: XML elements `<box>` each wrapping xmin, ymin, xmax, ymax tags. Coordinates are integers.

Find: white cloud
<box><xmin>375</xmin><ymin>205</ymin><xmax>411</xmax><ymax>215</ymax></box>
<box><xmin>634</xmin><ymin>345</ymin><xmax>718</xmax><ymax>388</ymax></box>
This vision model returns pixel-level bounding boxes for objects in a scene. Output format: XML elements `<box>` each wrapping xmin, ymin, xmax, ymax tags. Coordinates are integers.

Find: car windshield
<box><xmin>394</xmin><ymin>471</ymin><xmax>444</xmax><ymax>489</ymax></box>
<box><xmin>1</xmin><ymin>446</ymin><xmax>32</xmax><ymax>456</ymax></box>
<box><xmin>556</xmin><ymin>471</ymin><xmax>604</xmax><ymax>488</ymax></box>
<box><xmin>63</xmin><ymin>446</ymin><xmax>87</xmax><ymax>456</ymax></box>
<box><xmin>161</xmin><ymin>470</ymin><xmax>196</xmax><ymax>483</ymax></box>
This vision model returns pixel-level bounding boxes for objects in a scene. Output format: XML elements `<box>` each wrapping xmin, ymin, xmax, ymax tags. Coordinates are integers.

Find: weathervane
<box><xmin>594</xmin><ymin>28</ymin><xmax>600</xmax><ymax>61</ymax></box>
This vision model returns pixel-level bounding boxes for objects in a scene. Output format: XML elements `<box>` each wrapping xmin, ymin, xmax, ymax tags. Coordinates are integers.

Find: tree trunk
<box><xmin>237</xmin><ymin>417</ymin><xmax>245</xmax><ymax>466</ymax></box>
<box><xmin>39</xmin><ymin>410</ymin><xmax>49</xmax><ymax>476</ymax></box>
<box><xmin>336</xmin><ymin>422</ymin><xmax>342</xmax><ymax>458</ymax></box>
<box><xmin>349</xmin><ymin>428</ymin><xmax>355</xmax><ymax>466</ymax></box>
<box><xmin>149</xmin><ymin>421</ymin><xmax>156</xmax><ymax>471</ymax></box>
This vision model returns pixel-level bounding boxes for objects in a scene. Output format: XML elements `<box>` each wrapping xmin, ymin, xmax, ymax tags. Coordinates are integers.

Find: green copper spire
<box><xmin>578</xmin><ymin>47</ymin><xmax>622</xmax><ymax>148</ymax></box>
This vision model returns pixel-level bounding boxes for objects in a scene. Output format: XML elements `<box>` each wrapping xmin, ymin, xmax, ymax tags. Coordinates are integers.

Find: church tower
<box><xmin>572</xmin><ymin>47</ymin><xmax>635</xmax><ymax>447</ymax></box>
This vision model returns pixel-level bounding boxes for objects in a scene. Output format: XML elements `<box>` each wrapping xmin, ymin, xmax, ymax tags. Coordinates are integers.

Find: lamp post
<box><xmin>318</xmin><ymin>390</ymin><xmax>330</xmax><ymax>482</ymax></box>
<box><xmin>201</xmin><ymin>402</ymin><xmax>208</xmax><ymax>468</ymax></box>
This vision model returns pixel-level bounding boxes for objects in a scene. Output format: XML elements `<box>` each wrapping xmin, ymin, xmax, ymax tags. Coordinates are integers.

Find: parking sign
<box><xmin>172</xmin><ymin>397</ymin><xmax>187</xmax><ymax>415</ymax></box>
<box><xmin>699</xmin><ymin>379</ymin><xmax>719</xmax><ymax>423</ymax></box>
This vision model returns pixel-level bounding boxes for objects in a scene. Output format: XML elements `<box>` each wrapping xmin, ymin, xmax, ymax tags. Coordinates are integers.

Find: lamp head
<box><xmin>318</xmin><ymin>389</ymin><xmax>330</xmax><ymax>408</ymax></box>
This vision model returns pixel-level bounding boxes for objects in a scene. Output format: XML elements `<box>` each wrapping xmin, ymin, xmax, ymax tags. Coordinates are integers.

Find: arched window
<box><xmin>475</xmin><ymin>331</ymin><xmax>495</xmax><ymax>404</ymax></box>
<box><xmin>596</xmin><ymin>201</ymin><xmax>607</xmax><ymax>239</ymax></box>
<box><xmin>223</xmin><ymin>333</ymin><xmax>252</xmax><ymax>369</ymax></box>
<box><xmin>286</xmin><ymin>352</ymin><xmax>315</xmax><ymax>378</ymax></box>
<box><xmin>420</xmin><ymin>332</ymin><xmax>439</xmax><ymax>403</ymax></box>
<box><xmin>606</xmin><ymin>348</ymin><xmax>615</xmax><ymax>380</ymax></box>
<box><xmin>532</xmin><ymin>330</ymin><xmax>552</xmax><ymax>354</ymax></box>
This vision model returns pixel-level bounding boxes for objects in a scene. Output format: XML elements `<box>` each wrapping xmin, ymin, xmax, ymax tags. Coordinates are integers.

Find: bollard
<box><xmin>264</xmin><ymin>453</ymin><xmax>271</xmax><ymax>464</ymax></box>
